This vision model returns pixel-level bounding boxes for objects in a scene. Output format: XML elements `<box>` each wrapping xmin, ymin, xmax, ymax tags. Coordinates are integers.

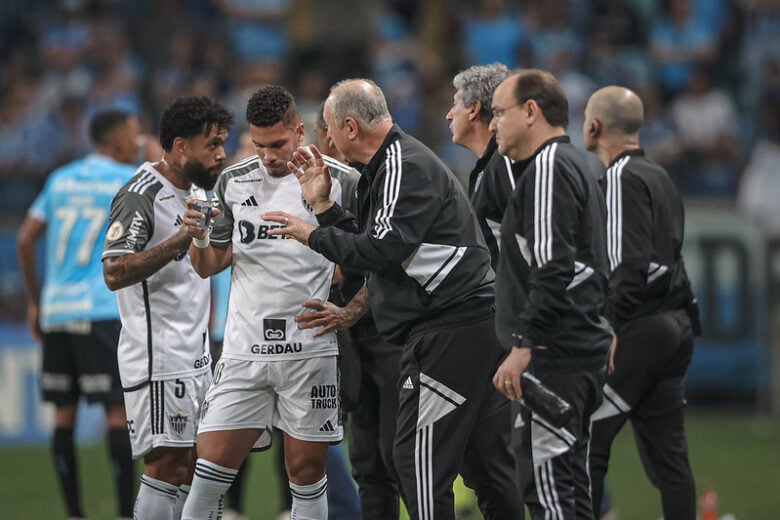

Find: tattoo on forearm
<box><xmin>347</xmin><ymin>284</ymin><xmax>370</xmax><ymax>319</ymax></box>
<box><xmin>108</xmin><ymin>234</ymin><xmax>191</xmax><ymax>289</ymax></box>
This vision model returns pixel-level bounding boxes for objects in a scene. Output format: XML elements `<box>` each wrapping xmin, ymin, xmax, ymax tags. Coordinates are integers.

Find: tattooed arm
<box><xmin>104</xmin><ymin>232</ymin><xmax>192</xmax><ymax>290</ymax></box>
<box><xmin>102</xmin><ymin>188</ymin><xmax>215</xmax><ymax>291</ymax></box>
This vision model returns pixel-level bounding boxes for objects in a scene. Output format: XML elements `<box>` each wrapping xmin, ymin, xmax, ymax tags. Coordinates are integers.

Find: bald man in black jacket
<box><xmin>584</xmin><ymin>85</ymin><xmax>699</xmax><ymax>520</ymax></box>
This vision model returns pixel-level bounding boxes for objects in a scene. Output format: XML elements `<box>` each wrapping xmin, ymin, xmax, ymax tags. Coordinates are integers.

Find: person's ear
<box><xmin>468</xmin><ymin>100</ymin><xmax>481</xmax><ymax>121</ymax></box>
<box><xmin>173</xmin><ymin>136</ymin><xmax>186</xmax><ymax>155</ymax></box>
<box><xmin>589</xmin><ymin>119</ymin><xmax>601</xmax><ymax>136</ymax></box>
<box><xmin>344</xmin><ymin>117</ymin><xmax>359</xmax><ymax>139</ymax></box>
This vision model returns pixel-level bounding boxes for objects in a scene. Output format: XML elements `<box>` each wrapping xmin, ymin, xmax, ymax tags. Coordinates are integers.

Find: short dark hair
<box><xmin>246</xmin><ymin>85</ymin><xmax>298</xmax><ymax>128</ymax></box>
<box><xmin>159</xmin><ymin>96</ymin><xmax>234</xmax><ymax>151</ymax></box>
<box><xmin>513</xmin><ymin>69</ymin><xmax>569</xmax><ymax>128</ymax></box>
<box><xmin>89</xmin><ymin>110</ymin><xmax>131</xmax><ymax>146</ymax></box>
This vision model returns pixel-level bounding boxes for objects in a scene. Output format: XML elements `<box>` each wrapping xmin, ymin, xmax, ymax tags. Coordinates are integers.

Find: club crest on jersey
<box><xmin>168</xmin><ymin>411</ymin><xmax>189</xmax><ymax>436</ymax></box>
<box><xmin>106</xmin><ymin>220</ymin><xmax>124</xmax><ymax>241</ymax></box>
<box><xmin>263</xmin><ymin>318</ymin><xmax>286</xmax><ymax>340</ymax></box>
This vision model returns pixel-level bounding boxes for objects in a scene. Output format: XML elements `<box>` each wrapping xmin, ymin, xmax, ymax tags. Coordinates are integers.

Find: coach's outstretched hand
<box><xmin>264</xmin><ymin>211</ymin><xmax>315</xmax><ymax>245</ymax></box>
<box><xmin>287</xmin><ymin>144</ymin><xmax>335</xmax><ymax>214</ymax></box>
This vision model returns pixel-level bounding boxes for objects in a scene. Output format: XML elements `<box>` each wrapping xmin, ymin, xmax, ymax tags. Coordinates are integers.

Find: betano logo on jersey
<box><xmin>238</xmin><ymin>220</ymin><xmax>292</xmax><ymax>244</ymax></box>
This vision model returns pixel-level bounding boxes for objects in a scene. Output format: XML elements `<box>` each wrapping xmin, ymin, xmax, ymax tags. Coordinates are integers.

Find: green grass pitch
<box><xmin>1</xmin><ymin>414</ymin><xmax>778</xmax><ymax>519</ymax></box>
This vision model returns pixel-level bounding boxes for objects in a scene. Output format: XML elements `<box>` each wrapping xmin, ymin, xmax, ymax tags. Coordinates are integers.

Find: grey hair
<box><xmin>327</xmin><ymin>78</ymin><xmax>392</xmax><ymax>130</ymax></box>
<box><xmin>453</xmin><ymin>63</ymin><xmax>511</xmax><ymax>125</ymax></box>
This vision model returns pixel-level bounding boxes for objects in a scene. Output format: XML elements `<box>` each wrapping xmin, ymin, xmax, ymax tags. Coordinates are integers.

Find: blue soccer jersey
<box><xmin>29</xmin><ymin>154</ymin><xmax>135</xmax><ymax>327</ymax></box>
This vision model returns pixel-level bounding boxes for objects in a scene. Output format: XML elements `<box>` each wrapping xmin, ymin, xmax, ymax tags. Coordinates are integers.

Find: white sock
<box><xmin>134</xmin><ymin>475</ymin><xmax>178</xmax><ymax>520</ymax></box>
<box><xmin>172</xmin><ymin>484</ymin><xmax>190</xmax><ymax>520</ymax></box>
<box><xmin>181</xmin><ymin>459</ymin><xmax>237</xmax><ymax>520</ymax></box>
<box><xmin>289</xmin><ymin>476</ymin><xmax>328</xmax><ymax>520</ymax></box>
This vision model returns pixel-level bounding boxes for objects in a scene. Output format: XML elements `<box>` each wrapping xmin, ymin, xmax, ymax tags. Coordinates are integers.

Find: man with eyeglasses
<box><xmin>490</xmin><ymin>69</ymin><xmax>614</xmax><ymax>520</ymax></box>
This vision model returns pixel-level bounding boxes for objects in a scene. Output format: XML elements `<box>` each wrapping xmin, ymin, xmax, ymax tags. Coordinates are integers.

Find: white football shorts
<box><xmin>197</xmin><ymin>355</ymin><xmax>343</xmax><ymax>448</ymax></box>
<box><xmin>124</xmin><ymin>370</ymin><xmax>212</xmax><ymax>459</ymax></box>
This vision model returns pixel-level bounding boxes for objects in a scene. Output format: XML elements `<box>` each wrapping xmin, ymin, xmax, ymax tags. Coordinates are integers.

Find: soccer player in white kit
<box><xmin>181</xmin><ymin>85</ymin><xmax>347</xmax><ymax>520</ymax></box>
<box><xmin>102</xmin><ymin>96</ymin><xmax>233</xmax><ymax>520</ymax></box>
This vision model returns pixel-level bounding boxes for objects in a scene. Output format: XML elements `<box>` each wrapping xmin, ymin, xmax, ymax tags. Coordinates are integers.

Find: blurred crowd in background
<box><xmin>0</xmin><ymin>0</ymin><xmax>778</xmax><ymax>224</ymax></box>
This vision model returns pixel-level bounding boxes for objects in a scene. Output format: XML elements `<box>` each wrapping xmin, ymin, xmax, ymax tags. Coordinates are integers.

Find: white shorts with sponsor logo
<box><xmin>124</xmin><ymin>370</ymin><xmax>212</xmax><ymax>459</ymax></box>
<box><xmin>198</xmin><ymin>355</ymin><xmax>342</xmax><ymax>448</ymax></box>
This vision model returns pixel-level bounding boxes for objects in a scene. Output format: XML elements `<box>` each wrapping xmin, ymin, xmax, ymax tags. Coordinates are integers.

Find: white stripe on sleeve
<box><xmin>606</xmin><ymin>156</ymin><xmax>630</xmax><ymax>272</ymax></box>
<box><xmin>533</xmin><ymin>143</ymin><xmax>557</xmax><ymax>267</ymax></box>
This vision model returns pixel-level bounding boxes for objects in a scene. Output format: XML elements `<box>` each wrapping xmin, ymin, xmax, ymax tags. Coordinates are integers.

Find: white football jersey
<box><xmin>102</xmin><ymin>163</ymin><xmax>211</xmax><ymax>389</ymax></box>
<box><xmin>211</xmin><ymin>155</ymin><xmax>342</xmax><ymax>361</ymax></box>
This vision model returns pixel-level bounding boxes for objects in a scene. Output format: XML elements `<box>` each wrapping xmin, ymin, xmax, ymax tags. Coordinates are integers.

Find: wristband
<box><xmin>192</xmin><ymin>235</ymin><xmax>210</xmax><ymax>249</ymax></box>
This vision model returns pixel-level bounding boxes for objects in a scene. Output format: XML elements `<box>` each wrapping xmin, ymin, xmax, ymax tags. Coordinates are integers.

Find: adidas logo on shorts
<box><xmin>174</xmin><ymin>215</ymin><xmax>183</xmax><ymax>226</ymax></box>
<box><xmin>402</xmin><ymin>377</ymin><xmax>414</xmax><ymax>390</ymax></box>
<box><xmin>319</xmin><ymin>420</ymin><xmax>335</xmax><ymax>432</ymax></box>
<box><xmin>241</xmin><ymin>196</ymin><xmax>259</xmax><ymax>207</ymax></box>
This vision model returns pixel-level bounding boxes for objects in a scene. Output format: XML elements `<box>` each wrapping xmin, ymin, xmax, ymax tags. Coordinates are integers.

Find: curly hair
<box><xmin>246</xmin><ymin>85</ymin><xmax>299</xmax><ymax>128</ymax></box>
<box><xmin>453</xmin><ymin>63</ymin><xmax>510</xmax><ymax>125</ymax></box>
<box><xmin>159</xmin><ymin>96</ymin><xmax>234</xmax><ymax>151</ymax></box>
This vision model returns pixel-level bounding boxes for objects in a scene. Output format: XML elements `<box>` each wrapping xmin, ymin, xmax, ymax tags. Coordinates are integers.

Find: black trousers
<box><xmin>514</xmin><ymin>364</ymin><xmax>605</xmax><ymax>520</ymax></box>
<box><xmin>393</xmin><ymin>313</ymin><xmax>523</xmax><ymax>520</ymax></box>
<box><xmin>590</xmin><ymin>309</ymin><xmax>696</xmax><ymax>520</ymax></box>
<box><xmin>348</xmin><ymin>333</ymin><xmax>403</xmax><ymax>520</ymax></box>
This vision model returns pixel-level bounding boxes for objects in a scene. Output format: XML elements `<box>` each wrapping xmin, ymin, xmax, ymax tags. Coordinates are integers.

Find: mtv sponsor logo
<box><xmin>263</xmin><ymin>318</ymin><xmax>286</xmax><ymax>341</ymax></box>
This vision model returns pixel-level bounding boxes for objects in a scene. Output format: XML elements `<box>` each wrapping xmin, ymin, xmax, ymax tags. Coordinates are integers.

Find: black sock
<box><xmin>107</xmin><ymin>428</ymin><xmax>135</xmax><ymax>517</ymax></box>
<box><xmin>52</xmin><ymin>427</ymin><xmax>83</xmax><ymax>518</ymax></box>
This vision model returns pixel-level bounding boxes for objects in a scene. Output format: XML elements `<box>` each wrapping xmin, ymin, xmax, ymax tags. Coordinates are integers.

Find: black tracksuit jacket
<box><xmin>310</xmin><ymin>124</ymin><xmax>494</xmax><ymax>344</ymax></box>
<box><xmin>495</xmin><ymin>136</ymin><xmax>613</xmax><ymax>369</ymax></box>
<box><xmin>467</xmin><ymin>136</ymin><xmax>527</xmax><ymax>271</ymax></box>
<box><xmin>601</xmin><ymin>149</ymin><xmax>696</xmax><ymax>329</ymax></box>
